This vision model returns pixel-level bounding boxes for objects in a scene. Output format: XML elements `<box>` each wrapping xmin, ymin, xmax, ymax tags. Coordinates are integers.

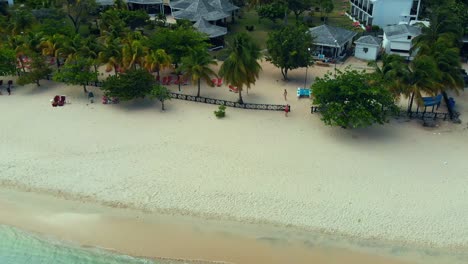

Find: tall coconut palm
<box><xmin>40</xmin><ymin>34</ymin><xmax>65</xmax><ymax>69</ymax></box>
<box><xmin>219</xmin><ymin>33</ymin><xmax>262</xmax><ymax>104</ymax></box>
<box><xmin>7</xmin><ymin>35</ymin><xmax>28</xmax><ymax>73</ymax></box>
<box><xmin>80</xmin><ymin>37</ymin><xmax>101</xmax><ymax>73</ymax></box>
<box><xmin>122</xmin><ymin>39</ymin><xmax>146</xmax><ymax>70</ymax></box>
<box><xmin>9</xmin><ymin>8</ymin><xmax>35</xmax><ymax>35</ymax></box>
<box><xmin>412</xmin><ymin>7</ymin><xmax>462</xmax><ymax>52</ymax></box>
<box><xmin>180</xmin><ymin>47</ymin><xmax>217</xmax><ymax>97</ymax></box>
<box><xmin>144</xmin><ymin>49</ymin><xmax>172</xmax><ymax>81</ymax></box>
<box><xmin>60</xmin><ymin>34</ymin><xmax>85</xmax><ymax>64</ymax></box>
<box><xmin>373</xmin><ymin>54</ymin><xmax>442</xmax><ymax>112</ymax></box>
<box><xmin>98</xmin><ymin>37</ymin><xmax>123</xmax><ymax>75</ymax></box>
<box><xmin>430</xmin><ymin>39</ymin><xmax>464</xmax><ymax>119</ymax></box>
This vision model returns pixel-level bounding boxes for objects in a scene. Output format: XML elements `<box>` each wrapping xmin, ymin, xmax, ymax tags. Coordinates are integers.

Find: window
<box><xmin>407</xmin><ymin>36</ymin><xmax>412</xmax><ymax>40</ymax></box>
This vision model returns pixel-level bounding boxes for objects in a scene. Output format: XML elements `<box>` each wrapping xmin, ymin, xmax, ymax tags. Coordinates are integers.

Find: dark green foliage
<box><xmin>214</xmin><ymin>105</ymin><xmax>226</xmax><ymax>118</ymax></box>
<box><xmin>256</xmin><ymin>1</ymin><xmax>287</xmax><ymax>23</ymax></box>
<box><xmin>266</xmin><ymin>25</ymin><xmax>314</xmax><ymax>80</ymax></box>
<box><xmin>288</xmin><ymin>0</ymin><xmax>313</xmax><ymax>22</ymax></box>
<box><xmin>148</xmin><ymin>27</ymin><xmax>210</xmax><ymax>66</ymax></box>
<box><xmin>101</xmin><ymin>69</ymin><xmax>154</xmax><ymax>101</ymax></box>
<box><xmin>17</xmin><ymin>54</ymin><xmax>52</xmax><ymax>86</ymax></box>
<box><xmin>219</xmin><ymin>33</ymin><xmax>262</xmax><ymax>104</ymax></box>
<box><xmin>150</xmin><ymin>84</ymin><xmax>171</xmax><ymax>110</ymax></box>
<box><xmin>312</xmin><ymin>69</ymin><xmax>398</xmax><ymax>129</ymax></box>
<box><xmin>0</xmin><ymin>48</ymin><xmax>17</xmax><ymax>76</ymax></box>
<box><xmin>53</xmin><ymin>58</ymin><xmax>98</xmax><ymax>93</ymax></box>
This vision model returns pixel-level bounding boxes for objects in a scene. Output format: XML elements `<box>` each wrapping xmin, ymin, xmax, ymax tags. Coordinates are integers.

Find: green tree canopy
<box><xmin>288</xmin><ymin>0</ymin><xmax>313</xmax><ymax>22</ymax></box>
<box><xmin>53</xmin><ymin>58</ymin><xmax>98</xmax><ymax>93</ymax></box>
<box><xmin>219</xmin><ymin>33</ymin><xmax>262</xmax><ymax>104</ymax></box>
<box><xmin>266</xmin><ymin>25</ymin><xmax>314</xmax><ymax>80</ymax></box>
<box><xmin>256</xmin><ymin>1</ymin><xmax>287</xmax><ymax>24</ymax></box>
<box><xmin>0</xmin><ymin>48</ymin><xmax>18</xmax><ymax>76</ymax></box>
<box><xmin>312</xmin><ymin>69</ymin><xmax>398</xmax><ymax>129</ymax></box>
<box><xmin>17</xmin><ymin>53</ymin><xmax>52</xmax><ymax>86</ymax></box>
<box><xmin>150</xmin><ymin>84</ymin><xmax>171</xmax><ymax>111</ymax></box>
<box><xmin>180</xmin><ymin>47</ymin><xmax>217</xmax><ymax>97</ymax></box>
<box><xmin>101</xmin><ymin>68</ymin><xmax>154</xmax><ymax>101</ymax></box>
<box><xmin>147</xmin><ymin>27</ymin><xmax>209</xmax><ymax>66</ymax></box>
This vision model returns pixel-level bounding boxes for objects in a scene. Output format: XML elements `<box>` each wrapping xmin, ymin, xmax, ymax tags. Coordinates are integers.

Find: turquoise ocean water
<box><xmin>0</xmin><ymin>225</ymin><xmax>174</xmax><ymax>264</ymax></box>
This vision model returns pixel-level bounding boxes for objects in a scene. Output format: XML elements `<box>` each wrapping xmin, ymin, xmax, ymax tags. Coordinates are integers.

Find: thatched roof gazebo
<box><xmin>208</xmin><ymin>0</ymin><xmax>239</xmax><ymax>13</ymax></box>
<box><xmin>193</xmin><ymin>17</ymin><xmax>227</xmax><ymax>38</ymax></box>
<box><xmin>172</xmin><ymin>0</ymin><xmax>230</xmax><ymax>22</ymax></box>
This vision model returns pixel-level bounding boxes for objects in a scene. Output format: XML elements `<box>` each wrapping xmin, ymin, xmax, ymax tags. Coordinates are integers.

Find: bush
<box><xmin>371</xmin><ymin>25</ymin><xmax>380</xmax><ymax>32</ymax></box>
<box><xmin>214</xmin><ymin>105</ymin><xmax>226</xmax><ymax>118</ymax></box>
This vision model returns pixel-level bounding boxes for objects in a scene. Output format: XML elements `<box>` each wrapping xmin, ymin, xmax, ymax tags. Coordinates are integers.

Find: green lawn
<box><xmin>222</xmin><ymin>1</ymin><xmax>363</xmax><ymax>51</ymax></box>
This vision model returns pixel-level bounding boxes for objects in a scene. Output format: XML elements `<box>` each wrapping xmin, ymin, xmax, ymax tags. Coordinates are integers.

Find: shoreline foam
<box><xmin>1</xmin><ymin>60</ymin><xmax>468</xmax><ymax>259</ymax></box>
<box><xmin>0</xmin><ymin>187</ymin><xmax>445</xmax><ymax>264</ymax></box>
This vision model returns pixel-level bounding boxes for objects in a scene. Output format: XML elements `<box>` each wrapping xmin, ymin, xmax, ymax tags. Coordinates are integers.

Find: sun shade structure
<box><xmin>169</xmin><ymin>0</ymin><xmax>193</xmax><ymax>10</ymax></box>
<box><xmin>193</xmin><ymin>17</ymin><xmax>227</xmax><ymax>38</ymax></box>
<box><xmin>208</xmin><ymin>0</ymin><xmax>239</xmax><ymax>12</ymax></box>
<box><xmin>172</xmin><ymin>0</ymin><xmax>230</xmax><ymax>21</ymax></box>
<box><xmin>309</xmin><ymin>24</ymin><xmax>357</xmax><ymax>47</ymax></box>
<box><xmin>126</xmin><ymin>0</ymin><xmax>163</xmax><ymax>3</ymax></box>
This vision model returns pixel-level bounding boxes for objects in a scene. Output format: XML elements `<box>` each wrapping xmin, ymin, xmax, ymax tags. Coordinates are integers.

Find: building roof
<box><xmin>383</xmin><ymin>24</ymin><xmax>421</xmax><ymax>38</ymax></box>
<box><xmin>172</xmin><ymin>0</ymin><xmax>230</xmax><ymax>21</ymax></box>
<box><xmin>208</xmin><ymin>0</ymin><xmax>239</xmax><ymax>12</ymax></box>
<box><xmin>308</xmin><ymin>24</ymin><xmax>357</xmax><ymax>47</ymax></box>
<box><xmin>127</xmin><ymin>0</ymin><xmax>163</xmax><ymax>3</ymax></box>
<box><xmin>170</xmin><ymin>0</ymin><xmax>192</xmax><ymax>10</ymax></box>
<box><xmin>355</xmin><ymin>35</ymin><xmax>382</xmax><ymax>46</ymax></box>
<box><xmin>193</xmin><ymin>17</ymin><xmax>227</xmax><ymax>38</ymax></box>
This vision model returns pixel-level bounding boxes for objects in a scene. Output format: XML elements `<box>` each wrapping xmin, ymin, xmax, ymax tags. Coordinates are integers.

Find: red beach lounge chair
<box><xmin>162</xmin><ymin>76</ymin><xmax>168</xmax><ymax>85</ymax></box>
<box><xmin>216</xmin><ymin>78</ymin><xmax>223</xmax><ymax>87</ymax></box>
<box><xmin>228</xmin><ymin>85</ymin><xmax>238</xmax><ymax>93</ymax></box>
<box><xmin>166</xmin><ymin>76</ymin><xmax>173</xmax><ymax>85</ymax></box>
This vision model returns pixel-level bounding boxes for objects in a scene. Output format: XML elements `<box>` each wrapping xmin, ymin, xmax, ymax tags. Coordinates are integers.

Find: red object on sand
<box><xmin>216</xmin><ymin>78</ymin><xmax>223</xmax><ymax>87</ymax></box>
<box><xmin>228</xmin><ymin>85</ymin><xmax>238</xmax><ymax>93</ymax></box>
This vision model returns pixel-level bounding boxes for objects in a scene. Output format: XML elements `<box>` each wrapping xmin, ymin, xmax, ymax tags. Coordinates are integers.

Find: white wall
<box><xmin>390</xmin><ymin>35</ymin><xmax>414</xmax><ymax>51</ymax></box>
<box><xmin>372</xmin><ymin>0</ymin><xmax>414</xmax><ymax>27</ymax></box>
<box><xmin>355</xmin><ymin>44</ymin><xmax>379</xmax><ymax>60</ymax></box>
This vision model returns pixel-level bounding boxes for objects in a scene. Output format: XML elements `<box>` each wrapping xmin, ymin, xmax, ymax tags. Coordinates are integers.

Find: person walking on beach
<box><xmin>283</xmin><ymin>89</ymin><xmax>287</xmax><ymax>101</ymax></box>
<box><xmin>284</xmin><ymin>104</ymin><xmax>290</xmax><ymax>117</ymax></box>
<box><xmin>88</xmin><ymin>91</ymin><xmax>94</xmax><ymax>103</ymax></box>
<box><xmin>6</xmin><ymin>86</ymin><xmax>11</xmax><ymax>95</ymax></box>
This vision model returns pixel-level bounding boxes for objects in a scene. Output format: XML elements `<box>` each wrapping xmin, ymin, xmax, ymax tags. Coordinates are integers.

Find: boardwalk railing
<box><xmin>170</xmin><ymin>93</ymin><xmax>288</xmax><ymax>111</ymax></box>
<box><xmin>311</xmin><ymin>106</ymin><xmax>459</xmax><ymax>121</ymax></box>
<box><xmin>45</xmin><ymin>75</ymin><xmax>288</xmax><ymax>111</ymax></box>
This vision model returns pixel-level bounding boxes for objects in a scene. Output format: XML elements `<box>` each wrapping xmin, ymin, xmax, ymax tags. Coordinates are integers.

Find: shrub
<box><xmin>214</xmin><ymin>105</ymin><xmax>226</xmax><ymax>118</ymax></box>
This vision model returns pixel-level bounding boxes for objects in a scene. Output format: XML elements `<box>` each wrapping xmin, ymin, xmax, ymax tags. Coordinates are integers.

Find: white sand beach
<box><xmin>1</xmin><ymin>60</ymin><xmax>468</xmax><ymax>263</ymax></box>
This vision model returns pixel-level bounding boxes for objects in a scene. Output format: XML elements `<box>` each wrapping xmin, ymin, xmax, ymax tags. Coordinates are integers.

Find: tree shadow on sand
<box><xmin>114</xmin><ymin>98</ymin><xmax>158</xmax><ymax>111</ymax></box>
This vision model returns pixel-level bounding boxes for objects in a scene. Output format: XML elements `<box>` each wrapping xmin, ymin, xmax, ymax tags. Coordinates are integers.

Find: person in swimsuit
<box><xmin>284</xmin><ymin>104</ymin><xmax>290</xmax><ymax>117</ymax></box>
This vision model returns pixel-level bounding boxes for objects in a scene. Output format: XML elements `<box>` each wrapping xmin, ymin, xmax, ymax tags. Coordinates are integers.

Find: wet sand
<box><xmin>0</xmin><ymin>188</ymin><xmax>416</xmax><ymax>264</ymax></box>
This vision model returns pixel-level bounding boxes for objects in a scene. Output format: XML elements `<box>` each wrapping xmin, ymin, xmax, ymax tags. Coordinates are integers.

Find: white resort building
<box><xmin>382</xmin><ymin>24</ymin><xmax>421</xmax><ymax>59</ymax></box>
<box><xmin>348</xmin><ymin>0</ymin><xmax>421</xmax><ymax>28</ymax></box>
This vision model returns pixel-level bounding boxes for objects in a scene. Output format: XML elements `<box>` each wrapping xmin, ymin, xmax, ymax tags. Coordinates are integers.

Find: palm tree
<box><xmin>80</xmin><ymin>37</ymin><xmax>101</xmax><ymax>73</ymax></box>
<box><xmin>374</xmin><ymin>54</ymin><xmax>441</xmax><ymax>112</ymax></box>
<box><xmin>412</xmin><ymin>7</ymin><xmax>462</xmax><ymax>52</ymax></box>
<box><xmin>9</xmin><ymin>8</ymin><xmax>35</xmax><ymax>35</ymax></box>
<box><xmin>7</xmin><ymin>35</ymin><xmax>28</xmax><ymax>73</ymax></box>
<box><xmin>219</xmin><ymin>33</ymin><xmax>262</xmax><ymax>104</ymax></box>
<box><xmin>60</xmin><ymin>34</ymin><xmax>85</xmax><ymax>64</ymax></box>
<box><xmin>144</xmin><ymin>49</ymin><xmax>172</xmax><ymax>81</ymax></box>
<box><xmin>121</xmin><ymin>32</ymin><xmax>147</xmax><ymax>70</ymax></box>
<box><xmin>430</xmin><ymin>39</ymin><xmax>464</xmax><ymax>119</ymax></box>
<box><xmin>98</xmin><ymin>37</ymin><xmax>123</xmax><ymax>75</ymax></box>
<box><xmin>40</xmin><ymin>34</ymin><xmax>65</xmax><ymax>69</ymax></box>
<box><xmin>180</xmin><ymin>47</ymin><xmax>217</xmax><ymax>97</ymax></box>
